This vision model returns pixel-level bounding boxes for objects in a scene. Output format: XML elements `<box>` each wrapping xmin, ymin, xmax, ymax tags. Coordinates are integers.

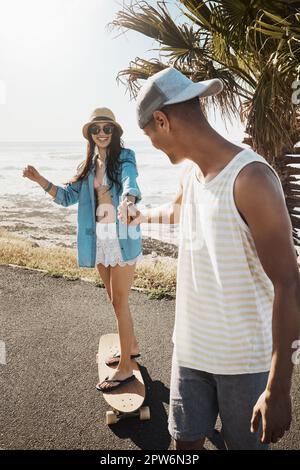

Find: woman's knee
<box><xmin>105</xmin><ymin>289</ymin><xmax>112</xmax><ymax>303</ymax></box>
<box><xmin>111</xmin><ymin>293</ymin><xmax>129</xmax><ymax>312</ymax></box>
<box><xmin>96</xmin><ymin>264</ymin><xmax>111</xmax><ymax>294</ymax></box>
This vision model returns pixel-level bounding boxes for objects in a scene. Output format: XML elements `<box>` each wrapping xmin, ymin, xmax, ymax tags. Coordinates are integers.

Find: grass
<box><xmin>0</xmin><ymin>228</ymin><xmax>176</xmax><ymax>299</ymax></box>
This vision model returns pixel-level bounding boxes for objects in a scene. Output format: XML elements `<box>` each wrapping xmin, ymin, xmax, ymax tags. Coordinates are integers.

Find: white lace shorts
<box><xmin>95</xmin><ymin>222</ymin><xmax>143</xmax><ymax>267</ymax></box>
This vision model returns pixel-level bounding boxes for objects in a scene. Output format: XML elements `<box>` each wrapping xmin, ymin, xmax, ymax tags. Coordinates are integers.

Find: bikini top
<box><xmin>93</xmin><ymin>170</ymin><xmax>108</xmax><ymax>190</ymax></box>
<box><xmin>94</xmin><ymin>158</ymin><xmax>108</xmax><ymax>191</ymax></box>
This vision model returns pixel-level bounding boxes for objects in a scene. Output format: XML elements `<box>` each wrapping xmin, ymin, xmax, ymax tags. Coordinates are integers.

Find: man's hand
<box><xmin>235</xmin><ymin>162</ymin><xmax>300</xmax><ymax>445</ymax></box>
<box><xmin>251</xmin><ymin>389</ymin><xmax>292</xmax><ymax>444</ymax></box>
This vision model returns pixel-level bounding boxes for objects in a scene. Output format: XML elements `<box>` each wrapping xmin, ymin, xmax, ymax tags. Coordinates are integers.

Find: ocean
<box><xmin>0</xmin><ymin>140</ymin><xmax>185</xmax><ymax>248</ymax></box>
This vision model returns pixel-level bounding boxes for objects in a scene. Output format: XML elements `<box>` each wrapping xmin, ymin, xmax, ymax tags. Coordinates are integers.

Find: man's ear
<box><xmin>153</xmin><ymin>110</ymin><xmax>170</xmax><ymax>132</ymax></box>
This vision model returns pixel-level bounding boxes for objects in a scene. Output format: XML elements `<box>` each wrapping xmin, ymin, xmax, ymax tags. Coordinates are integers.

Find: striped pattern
<box><xmin>173</xmin><ymin>149</ymin><xmax>280</xmax><ymax>374</ymax></box>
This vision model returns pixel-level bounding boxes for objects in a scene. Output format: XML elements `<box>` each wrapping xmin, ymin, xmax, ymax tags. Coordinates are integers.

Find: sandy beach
<box><xmin>0</xmin><ymin>191</ymin><xmax>178</xmax><ymax>257</ymax></box>
<box><xmin>0</xmin><ymin>140</ymin><xmax>183</xmax><ymax>251</ymax></box>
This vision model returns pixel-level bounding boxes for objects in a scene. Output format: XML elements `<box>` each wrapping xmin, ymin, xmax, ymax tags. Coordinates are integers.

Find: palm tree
<box><xmin>111</xmin><ymin>0</ymin><xmax>300</xmax><ymax>246</ymax></box>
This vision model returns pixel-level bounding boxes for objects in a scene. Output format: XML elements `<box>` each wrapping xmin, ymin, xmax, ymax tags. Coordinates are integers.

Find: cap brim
<box><xmin>164</xmin><ymin>78</ymin><xmax>223</xmax><ymax>106</ymax></box>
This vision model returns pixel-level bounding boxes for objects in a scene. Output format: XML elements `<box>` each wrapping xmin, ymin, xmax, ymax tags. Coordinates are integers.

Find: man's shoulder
<box><xmin>234</xmin><ymin>156</ymin><xmax>284</xmax><ymax>217</ymax></box>
<box><xmin>235</xmin><ymin>157</ymin><xmax>281</xmax><ymax>191</ymax></box>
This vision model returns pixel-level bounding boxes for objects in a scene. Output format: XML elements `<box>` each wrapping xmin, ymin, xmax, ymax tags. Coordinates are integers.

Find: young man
<box><xmin>118</xmin><ymin>67</ymin><xmax>300</xmax><ymax>450</ymax></box>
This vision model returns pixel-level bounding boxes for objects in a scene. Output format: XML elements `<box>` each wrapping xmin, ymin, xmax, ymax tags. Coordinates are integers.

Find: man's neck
<box><xmin>181</xmin><ymin>124</ymin><xmax>243</xmax><ymax>178</ymax></box>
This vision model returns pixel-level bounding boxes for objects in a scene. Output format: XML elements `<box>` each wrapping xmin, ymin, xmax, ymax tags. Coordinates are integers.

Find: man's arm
<box><xmin>140</xmin><ymin>181</ymin><xmax>183</xmax><ymax>224</ymax></box>
<box><xmin>234</xmin><ymin>161</ymin><xmax>300</xmax><ymax>444</ymax></box>
<box><xmin>120</xmin><ymin>163</ymin><xmax>190</xmax><ymax>225</ymax></box>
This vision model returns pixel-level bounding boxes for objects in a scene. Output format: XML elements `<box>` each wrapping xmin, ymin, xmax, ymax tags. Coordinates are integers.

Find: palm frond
<box><xmin>116</xmin><ymin>58</ymin><xmax>167</xmax><ymax>98</ymax></box>
<box><xmin>112</xmin><ymin>0</ymin><xmax>300</xmax><ymax>244</ymax></box>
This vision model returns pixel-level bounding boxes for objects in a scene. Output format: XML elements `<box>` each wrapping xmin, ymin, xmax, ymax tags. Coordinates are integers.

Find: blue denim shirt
<box><xmin>52</xmin><ymin>148</ymin><xmax>142</xmax><ymax>268</ymax></box>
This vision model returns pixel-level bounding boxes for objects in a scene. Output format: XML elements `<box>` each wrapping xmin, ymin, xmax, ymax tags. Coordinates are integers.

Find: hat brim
<box><xmin>82</xmin><ymin>119</ymin><xmax>123</xmax><ymax>139</ymax></box>
<box><xmin>163</xmin><ymin>78</ymin><xmax>223</xmax><ymax>107</ymax></box>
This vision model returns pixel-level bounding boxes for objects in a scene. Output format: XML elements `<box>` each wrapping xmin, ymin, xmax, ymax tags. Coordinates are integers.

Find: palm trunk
<box><xmin>284</xmin><ymin>151</ymin><xmax>300</xmax><ymax>246</ymax></box>
<box><xmin>243</xmin><ymin>135</ymin><xmax>300</xmax><ymax>247</ymax></box>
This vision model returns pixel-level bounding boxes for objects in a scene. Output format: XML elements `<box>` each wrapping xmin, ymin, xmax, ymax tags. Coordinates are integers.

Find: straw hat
<box><xmin>82</xmin><ymin>107</ymin><xmax>123</xmax><ymax>139</ymax></box>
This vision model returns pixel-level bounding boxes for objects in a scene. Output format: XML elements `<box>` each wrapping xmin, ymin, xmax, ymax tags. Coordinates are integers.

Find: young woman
<box><xmin>22</xmin><ymin>107</ymin><xmax>143</xmax><ymax>392</ymax></box>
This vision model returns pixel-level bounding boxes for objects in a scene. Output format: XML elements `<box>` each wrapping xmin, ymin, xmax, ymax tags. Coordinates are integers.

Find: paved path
<box><xmin>0</xmin><ymin>265</ymin><xmax>299</xmax><ymax>450</ymax></box>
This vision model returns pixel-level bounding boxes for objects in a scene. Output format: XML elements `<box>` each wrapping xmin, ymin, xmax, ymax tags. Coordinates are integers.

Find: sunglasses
<box><xmin>89</xmin><ymin>123</ymin><xmax>115</xmax><ymax>135</ymax></box>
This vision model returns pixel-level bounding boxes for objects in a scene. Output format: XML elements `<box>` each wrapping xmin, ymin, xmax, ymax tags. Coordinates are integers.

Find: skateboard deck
<box><xmin>97</xmin><ymin>333</ymin><xmax>150</xmax><ymax>424</ymax></box>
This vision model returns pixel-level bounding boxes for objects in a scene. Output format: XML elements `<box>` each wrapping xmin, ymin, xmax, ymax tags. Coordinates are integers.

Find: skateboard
<box><xmin>96</xmin><ymin>333</ymin><xmax>150</xmax><ymax>425</ymax></box>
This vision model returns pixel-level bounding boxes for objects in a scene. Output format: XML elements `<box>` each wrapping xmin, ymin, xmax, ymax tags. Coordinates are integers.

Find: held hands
<box><xmin>22</xmin><ymin>165</ymin><xmax>41</xmax><ymax>183</ymax></box>
<box><xmin>117</xmin><ymin>199</ymin><xmax>141</xmax><ymax>226</ymax></box>
<box><xmin>250</xmin><ymin>388</ymin><xmax>292</xmax><ymax>444</ymax></box>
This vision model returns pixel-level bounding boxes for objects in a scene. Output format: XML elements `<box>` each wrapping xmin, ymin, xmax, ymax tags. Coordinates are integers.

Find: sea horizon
<box><xmin>0</xmin><ymin>140</ymin><xmax>187</xmax><ymax>248</ymax></box>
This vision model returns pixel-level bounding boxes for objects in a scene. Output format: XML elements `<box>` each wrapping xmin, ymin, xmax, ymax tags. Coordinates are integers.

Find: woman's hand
<box><xmin>118</xmin><ymin>199</ymin><xmax>141</xmax><ymax>225</ymax></box>
<box><xmin>22</xmin><ymin>165</ymin><xmax>41</xmax><ymax>183</ymax></box>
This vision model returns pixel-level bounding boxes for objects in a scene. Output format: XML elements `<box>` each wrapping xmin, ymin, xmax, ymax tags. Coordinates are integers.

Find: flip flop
<box><xmin>105</xmin><ymin>351</ymin><xmax>141</xmax><ymax>366</ymax></box>
<box><xmin>96</xmin><ymin>374</ymin><xmax>136</xmax><ymax>393</ymax></box>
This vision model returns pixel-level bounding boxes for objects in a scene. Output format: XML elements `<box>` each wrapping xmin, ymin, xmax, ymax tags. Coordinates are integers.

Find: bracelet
<box><xmin>44</xmin><ymin>181</ymin><xmax>53</xmax><ymax>193</ymax></box>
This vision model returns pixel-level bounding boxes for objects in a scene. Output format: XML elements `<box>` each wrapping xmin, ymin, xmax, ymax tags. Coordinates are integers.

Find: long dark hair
<box><xmin>65</xmin><ymin>124</ymin><xmax>130</xmax><ymax>194</ymax></box>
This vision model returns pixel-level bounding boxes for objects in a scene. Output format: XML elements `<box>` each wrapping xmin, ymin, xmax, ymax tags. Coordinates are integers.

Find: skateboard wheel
<box><xmin>106</xmin><ymin>410</ymin><xmax>118</xmax><ymax>425</ymax></box>
<box><xmin>139</xmin><ymin>406</ymin><xmax>150</xmax><ymax>421</ymax></box>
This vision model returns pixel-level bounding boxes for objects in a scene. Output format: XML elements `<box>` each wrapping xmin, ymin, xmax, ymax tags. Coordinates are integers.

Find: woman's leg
<box><xmin>99</xmin><ymin>263</ymin><xmax>138</xmax><ymax>390</ymax></box>
<box><xmin>96</xmin><ymin>263</ymin><xmax>112</xmax><ymax>301</ymax></box>
<box><xmin>96</xmin><ymin>262</ymin><xmax>139</xmax><ymax>357</ymax></box>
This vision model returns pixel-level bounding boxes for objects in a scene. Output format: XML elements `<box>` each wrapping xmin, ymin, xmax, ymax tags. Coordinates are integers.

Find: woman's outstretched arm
<box><xmin>22</xmin><ymin>165</ymin><xmax>82</xmax><ymax>207</ymax></box>
<box><xmin>36</xmin><ymin>173</ymin><xmax>58</xmax><ymax>198</ymax></box>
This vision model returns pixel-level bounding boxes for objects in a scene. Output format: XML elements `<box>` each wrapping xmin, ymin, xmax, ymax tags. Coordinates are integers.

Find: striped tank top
<box><xmin>173</xmin><ymin>148</ymin><xmax>283</xmax><ymax>374</ymax></box>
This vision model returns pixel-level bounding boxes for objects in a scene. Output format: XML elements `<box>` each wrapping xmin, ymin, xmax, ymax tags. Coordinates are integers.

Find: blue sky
<box><xmin>0</xmin><ymin>0</ymin><xmax>244</xmax><ymax>142</ymax></box>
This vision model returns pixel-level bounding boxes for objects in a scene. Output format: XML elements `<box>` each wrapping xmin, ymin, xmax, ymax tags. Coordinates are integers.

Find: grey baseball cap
<box><xmin>136</xmin><ymin>67</ymin><xmax>223</xmax><ymax>129</ymax></box>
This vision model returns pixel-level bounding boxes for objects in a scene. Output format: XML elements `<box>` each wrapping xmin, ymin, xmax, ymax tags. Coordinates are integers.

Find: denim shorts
<box><xmin>168</xmin><ymin>353</ymin><xmax>269</xmax><ymax>450</ymax></box>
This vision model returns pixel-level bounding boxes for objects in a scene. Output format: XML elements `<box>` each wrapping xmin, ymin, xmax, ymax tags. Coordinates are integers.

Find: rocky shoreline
<box><xmin>142</xmin><ymin>236</ymin><xmax>178</xmax><ymax>258</ymax></box>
